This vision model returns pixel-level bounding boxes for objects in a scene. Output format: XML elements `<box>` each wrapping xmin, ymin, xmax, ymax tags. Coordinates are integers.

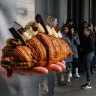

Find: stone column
<box><xmin>35</xmin><ymin>0</ymin><xmax>48</xmax><ymax>22</ymax></box>
<box><xmin>92</xmin><ymin>0</ymin><xmax>96</xmax><ymax>26</ymax></box>
<box><xmin>89</xmin><ymin>0</ymin><xmax>92</xmax><ymax>24</ymax></box>
<box><xmin>83</xmin><ymin>0</ymin><xmax>89</xmax><ymax>23</ymax></box>
<box><xmin>59</xmin><ymin>0</ymin><xmax>67</xmax><ymax>27</ymax></box>
<box><xmin>67</xmin><ymin>0</ymin><xmax>73</xmax><ymax>19</ymax></box>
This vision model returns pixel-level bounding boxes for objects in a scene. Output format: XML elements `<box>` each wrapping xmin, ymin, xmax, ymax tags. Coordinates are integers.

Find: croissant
<box><xmin>1</xmin><ymin>33</ymin><xmax>72</xmax><ymax>69</ymax></box>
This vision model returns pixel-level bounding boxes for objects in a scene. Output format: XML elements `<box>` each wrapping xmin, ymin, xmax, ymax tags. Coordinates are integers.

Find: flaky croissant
<box><xmin>1</xmin><ymin>33</ymin><xmax>72</xmax><ymax>69</ymax></box>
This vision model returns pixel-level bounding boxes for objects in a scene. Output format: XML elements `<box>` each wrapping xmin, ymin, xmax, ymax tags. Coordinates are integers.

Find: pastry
<box><xmin>1</xmin><ymin>15</ymin><xmax>72</xmax><ymax>70</ymax></box>
<box><xmin>1</xmin><ymin>32</ymin><xmax>72</xmax><ymax>69</ymax></box>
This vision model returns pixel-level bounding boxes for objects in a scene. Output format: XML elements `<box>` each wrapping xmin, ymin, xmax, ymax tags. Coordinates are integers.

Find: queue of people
<box><xmin>40</xmin><ymin>17</ymin><xmax>96</xmax><ymax>96</ymax></box>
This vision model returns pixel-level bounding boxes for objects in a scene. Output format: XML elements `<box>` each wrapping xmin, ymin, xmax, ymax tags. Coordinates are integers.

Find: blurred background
<box><xmin>0</xmin><ymin>0</ymin><xmax>96</xmax><ymax>96</ymax></box>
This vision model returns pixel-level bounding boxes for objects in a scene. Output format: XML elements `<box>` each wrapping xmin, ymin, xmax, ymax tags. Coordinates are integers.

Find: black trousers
<box><xmin>72</xmin><ymin>58</ymin><xmax>78</xmax><ymax>74</ymax></box>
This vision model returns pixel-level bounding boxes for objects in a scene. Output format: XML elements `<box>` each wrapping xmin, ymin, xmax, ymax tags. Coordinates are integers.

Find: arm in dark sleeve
<box><xmin>85</xmin><ymin>35</ymin><xmax>94</xmax><ymax>53</ymax></box>
<box><xmin>89</xmin><ymin>36</ymin><xmax>94</xmax><ymax>51</ymax></box>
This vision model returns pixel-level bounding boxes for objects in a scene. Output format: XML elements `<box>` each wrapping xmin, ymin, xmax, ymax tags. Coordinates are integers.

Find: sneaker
<box><xmin>75</xmin><ymin>74</ymin><xmax>80</xmax><ymax>78</ymax></box>
<box><xmin>58</xmin><ymin>80</ymin><xmax>67</xmax><ymax>86</ymax></box>
<box><xmin>91</xmin><ymin>70</ymin><xmax>95</xmax><ymax>74</ymax></box>
<box><xmin>81</xmin><ymin>83</ymin><xmax>92</xmax><ymax>89</ymax></box>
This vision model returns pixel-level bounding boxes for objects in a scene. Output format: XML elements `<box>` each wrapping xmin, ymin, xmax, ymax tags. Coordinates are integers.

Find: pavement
<box><xmin>0</xmin><ymin>70</ymin><xmax>96</xmax><ymax>96</ymax></box>
<box><xmin>40</xmin><ymin>70</ymin><xmax>96</xmax><ymax>96</ymax></box>
<box><xmin>54</xmin><ymin>72</ymin><xmax>96</xmax><ymax>96</ymax></box>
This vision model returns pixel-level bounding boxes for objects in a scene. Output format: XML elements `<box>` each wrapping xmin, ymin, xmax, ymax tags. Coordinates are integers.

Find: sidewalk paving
<box><xmin>54</xmin><ymin>72</ymin><xmax>96</xmax><ymax>96</ymax></box>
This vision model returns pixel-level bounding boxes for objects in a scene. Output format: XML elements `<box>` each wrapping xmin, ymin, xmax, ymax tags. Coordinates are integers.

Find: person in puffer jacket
<box><xmin>68</xmin><ymin>26</ymin><xmax>80</xmax><ymax>78</ymax></box>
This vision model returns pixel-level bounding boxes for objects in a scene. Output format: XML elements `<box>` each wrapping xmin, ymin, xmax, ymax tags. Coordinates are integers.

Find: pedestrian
<box><xmin>62</xmin><ymin>24</ymin><xmax>73</xmax><ymax>83</ymax></box>
<box><xmin>81</xmin><ymin>27</ymin><xmax>94</xmax><ymax>89</ymax></box>
<box><xmin>69</xmin><ymin>26</ymin><xmax>80</xmax><ymax>77</ymax></box>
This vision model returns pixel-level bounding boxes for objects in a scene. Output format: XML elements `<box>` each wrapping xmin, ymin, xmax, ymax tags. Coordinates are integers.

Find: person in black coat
<box><xmin>81</xmin><ymin>27</ymin><xmax>94</xmax><ymax>89</ymax></box>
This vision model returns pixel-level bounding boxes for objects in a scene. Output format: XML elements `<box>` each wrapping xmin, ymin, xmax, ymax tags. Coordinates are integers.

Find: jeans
<box><xmin>84</xmin><ymin>52</ymin><xmax>93</xmax><ymax>82</ymax></box>
<box><xmin>90</xmin><ymin>57</ymin><xmax>94</xmax><ymax>72</ymax></box>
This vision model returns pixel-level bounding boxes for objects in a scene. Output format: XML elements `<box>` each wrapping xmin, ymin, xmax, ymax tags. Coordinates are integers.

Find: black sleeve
<box><xmin>86</xmin><ymin>35</ymin><xmax>94</xmax><ymax>53</ymax></box>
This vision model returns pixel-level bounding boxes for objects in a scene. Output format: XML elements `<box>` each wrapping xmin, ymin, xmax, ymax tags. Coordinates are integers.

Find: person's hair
<box><xmin>83</xmin><ymin>26</ymin><xmax>90</xmax><ymax>32</ymax></box>
<box><xmin>50</xmin><ymin>16</ymin><xmax>57</xmax><ymax>22</ymax></box>
<box><xmin>63</xmin><ymin>24</ymin><xmax>69</xmax><ymax>29</ymax></box>
<box><xmin>53</xmin><ymin>17</ymin><xmax>57</xmax><ymax>21</ymax></box>
<box><xmin>68</xmin><ymin>26</ymin><xmax>75</xmax><ymax>39</ymax></box>
<box><xmin>82</xmin><ymin>21</ymin><xmax>88</xmax><ymax>25</ymax></box>
<box><xmin>69</xmin><ymin>25</ymin><xmax>74</xmax><ymax>30</ymax></box>
<box><xmin>60</xmin><ymin>24</ymin><xmax>69</xmax><ymax>33</ymax></box>
<box><xmin>66</xmin><ymin>19</ymin><xmax>73</xmax><ymax>24</ymax></box>
<box><xmin>47</xmin><ymin>16</ymin><xmax>57</xmax><ymax>26</ymax></box>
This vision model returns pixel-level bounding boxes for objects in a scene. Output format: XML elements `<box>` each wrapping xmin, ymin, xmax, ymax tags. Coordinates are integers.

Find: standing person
<box><xmin>81</xmin><ymin>27</ymin><xmax>94</xmax><ymax>89</ymax></box>
<box><xmin>62</xmin><ymin>25</ymin><xmax>73</xmax><ymax>83</ymax></box>
<box><xmin>0</xmin><ymin>4</ymin><xmax>21</xmax><ymax>95</ymax></box>
<box><xmin>89</xmin><ymin>24</ymin><xmax>96</xmax><ymax>74</ymax></box>
<box><xmin>42</xmin><ymin>16</ymin><xmax>66</xmax><ymax>96</ymax></box>
<box><xmin>78</xmin><ymin>21</ymin><xmax>88</xmax><ymax>73</ymax></box>
<box><xmin>69</xmin><ymin>26</ymin><xmax>80</xmax><ymax>77</ymax></box>
<box><xmin>48</xmin><ymin>17</ymin><xmax>65</xmax><ymax>86</ymax></box>
<box><xmin>94</xmin><ymin>26</ymin><xmax>96</xmax><ymax>68</ymax></box>
<box><xmin>45</xmin><ymin>16</ymin><xmax>57</xmax><ymax>96</ymax></box>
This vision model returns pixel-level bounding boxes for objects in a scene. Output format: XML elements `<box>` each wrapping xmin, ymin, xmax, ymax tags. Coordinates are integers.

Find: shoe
<box><xmin>91</xmin><ymin>70</ymin><xmax>95</xmax><ymax>74</ymax></box>
<box><xmin>74</xmin><ymin>74</ymin><xmax>80</xmax><ymax>78</ymax></box>
<box><xmin>58</xmin><ymin>81</ymin><xmax>66</xmax><ymax>86</ymax></box>
<box><xmin>81</xmin><ymin>83</ymin><xmax>92</xmax><ymax>89</ymax></box>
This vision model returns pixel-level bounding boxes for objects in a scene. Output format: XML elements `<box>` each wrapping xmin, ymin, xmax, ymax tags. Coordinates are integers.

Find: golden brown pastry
<box><xmin>1</xmin><ymin>33</ymin><xmax>72</xmax><ymax>69</ymax></box>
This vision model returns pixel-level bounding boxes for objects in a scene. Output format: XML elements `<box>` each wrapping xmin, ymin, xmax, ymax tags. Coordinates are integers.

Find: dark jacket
<box><xmin>82</xmin><ymin>34</ymin><xmax>94</xmax><ymax>54</ymax></box>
